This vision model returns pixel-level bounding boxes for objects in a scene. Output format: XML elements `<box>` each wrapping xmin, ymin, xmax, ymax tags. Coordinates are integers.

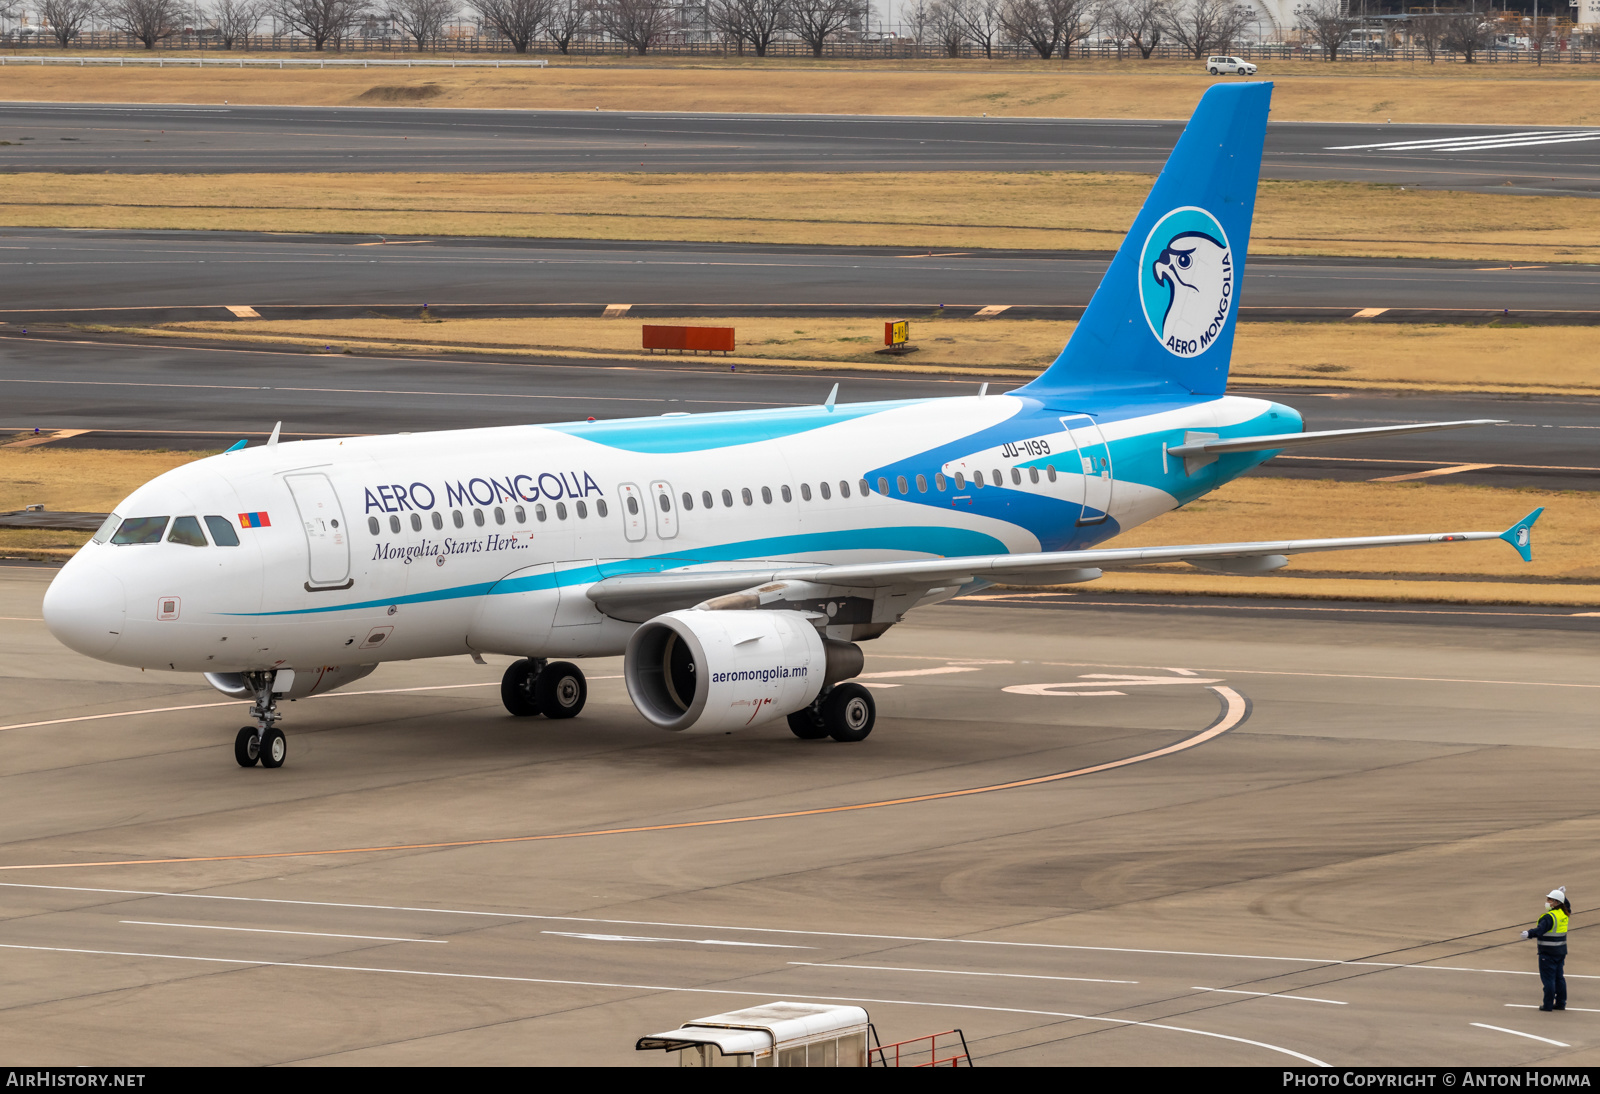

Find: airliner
<box><xmin>41</xmin><ymin>83</ymin><xmax>1539</xmax><ymax>768</ymax></box>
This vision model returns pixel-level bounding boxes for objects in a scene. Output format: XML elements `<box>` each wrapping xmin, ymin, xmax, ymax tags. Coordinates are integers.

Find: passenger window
<box><xmin>473</xmin><ymin>508</ymin><xmax>485</xmax><ymax>527</ymax></box>
<box><xmin>626</xmin><ymin>495</ymin><xmax>639</xmax><ymax>516</ymax></box>
<box><xmin>1011</xmin><ymin>468</ymin><xmax>1022</xmax><ymax>485</ymax></box>
<box><xmin>682</xmin><ymin>492</ymin><xmax>694</xmax><ymax>511</ymax></box>
<box><xmin>916</xmin><ymin>474</ymin><xmax>927</xmax><ymax>493</ymax></box>
<box><xmin>974</xmin><ymin>471</ymin><xmax>985</xmax><ymax>488</ymax></box>
<box><xmin>389</xmin><ymin>515</ymin><xmax>401</xmax><ymax>534</ymax></box>
<box><xmin>658</xmin><ymin>492</ymin><xmax>671</xmax><ymax>511</ymax></box>
<box><xmin>741</xmin><ymin>488</ymin><xmax>753</xmax><ymax>506</ymax></box>
<box><xmin>1046</xmin><ymin>464</ymin><xmax>1058</xmax><ymax>482</ymax></box>
<box><xmin>993</xmin><ymin>467</ymin><xmax>1003</xmax><ymax>484</ymax></box>
<box><xmin>514</xmin><ymin>505</ymin><xmax>526</xmax><ymax>523</ymax></box>
<box><xmin>168</xmin><ymin>516</ymin><xmax>207</xmax><ymax>547</ymax></box>
<box><xmin>859</xmin><ymin>479</ymin><xmax>870</xmax><ymax>497</ymax></box>
<box><xmin>536</xmin><ymin>504</ymin><xmax>547</xmax><ymax>522</ymax></box>
<box><xmin>432</xmin><ymin>511</ymin><xmax>444</xmax><ymax>530</ymax></box>
<box><xmin>819</xmin><ymin>482</ymin><xmax>831</xmax><ymax>500</ymax></box>
<box><xmin>411</xmin><ymin>512</ymin><xmax>422</xmax><ymax>531</ymax></box>
<box><xmin>112</xmin><ymin>516</ymin><xmax>169</xmax><ymax>545</ymax></box>
<box><xmin>1029</xmin><ymin>466</ymin><xmax>1040</xmax><ymax>484</ymax></box>
<box><xmin>596</xmin><ymin>499</ymin><xmax>608</xmax><ymax>517</ymax></box>
<box><xmin>367</xmin><ymin>516</ymin><xmax>380</xmax><ymax>535</ymax></box>
<box><xmin>576</xmin><ymin>500</ymin><xmax>588</xmax><ymax>519</ymax></box>
<box><xmin>453</xmin><ymin>510</ymin><xmax>464</xmax><ymax>528</ymax></box>
<box><xmin>800</xmin><ymin>483</ymin><xmax>811</xmax><ymax>501</ymax></box>
<box><xmin>954</xmin><ymin>472</ymin><xmax>966</xmax><ymax>489</ymax></box>
<box><xmin>877</xmin><ymin>477</ymin><xmax>889</xmax><ymax>495</ymax></box>
<box><xmin>761</xmin><ymin>486</ymin><xmax>772</xmax><ymax>504</ymax></box>
<box><xmin>204</xmin><ymin>515</ymin><xmax>240</xmax><ymax>546</ymax></box>
<box><xmin>556</xmin><ymin>502</ymin><xmax>568</xmax><ymax>520</ymax></box>
<box><xmin>935</xmin><ymin>472</ymin><xmax>947</xmax><ymax>492</ymax></box>
<box><xmin>781</xmin><ymin>485</ymin><xmax>792</xmax><ymax>502</ymax></box>
<box><xmin>721</xmin><ymin>489</ymin><xmax>733</xmax><ymax>507</ymax></box>
<box><xmin>494</xmin><ymin>506</ymin><xmax>505</xmax><ymax>525</ymax></box>
<box><xmin>838</xmin><ymin>480</ymin><xmax>850</xmax><ymax>498</ymax></box>
<box><xmin>896</xmin><ymin>476</ymin><xmax>908</xmax><ymax>495</ymax></box>
<box><xmin>702</xmin><ymin>491</ymin><xmax>714</xmax><ymax>509</ymax></box>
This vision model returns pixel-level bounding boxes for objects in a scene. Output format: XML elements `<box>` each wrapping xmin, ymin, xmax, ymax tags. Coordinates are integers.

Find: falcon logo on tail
<box><xmin>1139</xmin><ymin>207</ymin><xmax>1234</xmax><ymax>359</ymax></box>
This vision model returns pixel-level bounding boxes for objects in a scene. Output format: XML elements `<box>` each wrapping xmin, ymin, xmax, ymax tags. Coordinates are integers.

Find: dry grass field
<box><xmin>6</xmin><ymin>170</ymin><xmax>1599</xmax><ymax>263</ymax></box>
<box><xmin>3</xmin><ymin>447</ymin><xmax>1593</xmax><ymax>606</ymax></box>
<box><xmin>130</xmin><ymin>315</ymin><xmax>1600</xmax><ymax>396</ymax></box>
<box><xmin>2</xmin><ymin>57</ymin><xmax>1599</xmax><ymax>124</ymax></box>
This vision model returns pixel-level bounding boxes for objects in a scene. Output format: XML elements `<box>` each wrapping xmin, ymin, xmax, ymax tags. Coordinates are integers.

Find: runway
<box><xmin>2</xmin><ymin>564</ymin><xmax>1597</xmax><ymax>1065</ymax></box>
<box><xmin>5</xmin><ymin>103</ymin><xmax>1600</xmax><ymax>194</ymax></box>
<box><xmin>2</xmin><ymin>230</ymin><xmax>1596</xmax><ymax>321</ymax></box>
<box><xmin>4</xmin><ymin>333</ymin><xmax>1595</xmax><ymax>491</ymax></box>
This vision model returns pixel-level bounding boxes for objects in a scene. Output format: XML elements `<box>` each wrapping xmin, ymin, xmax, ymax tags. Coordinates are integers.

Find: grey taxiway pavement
<box><xmin>5</xmin><ymin>102</ymin><xmax>1600</xmax><ymax>194</ymax></box>
<box><xmin>2</xmin><ymin>230</ymin><xmax>1596</xmax><ymax>319</ymax></box>
<box><xmin>4</xmin><ymin>333</ymin><xmax>1596</xmax><ymax>491</ymax></box>
<box><xmin>2</xmin><ymin>566</ymin><xmax>1597</xmax><ymax>1065</ymax></box>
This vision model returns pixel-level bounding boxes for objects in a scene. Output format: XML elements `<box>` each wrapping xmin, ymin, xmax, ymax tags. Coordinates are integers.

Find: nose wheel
<box><xmin>234</xmin><ymin>670</ymin><xmax>287</xmax><ymax>768</ymax></box>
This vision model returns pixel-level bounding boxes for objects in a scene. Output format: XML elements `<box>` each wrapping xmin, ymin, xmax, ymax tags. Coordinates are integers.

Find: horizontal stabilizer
<box><xmin>1167</xmin><ymin>419</ymin><xmax>1505</xmax><ymax>475</ymax></box>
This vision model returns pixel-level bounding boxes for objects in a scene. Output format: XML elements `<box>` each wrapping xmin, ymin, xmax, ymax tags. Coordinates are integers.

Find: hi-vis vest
<box><xmin>1540</xmin><ymin>908</ymin><xmax>1570</xmax><ymax>950</ymax></box>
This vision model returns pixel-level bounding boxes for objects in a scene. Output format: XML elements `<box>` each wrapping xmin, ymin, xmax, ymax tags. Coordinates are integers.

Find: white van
<box><xmin>1206</xmin><ymin>55</ymin><xmax>1258</xmax><ymax>75</ymax></box>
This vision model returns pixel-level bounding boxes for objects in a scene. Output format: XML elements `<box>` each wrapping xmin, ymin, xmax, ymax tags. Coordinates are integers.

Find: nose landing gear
<box><xmin>234</xmin><ymin>670</ymin><xmax>287</xmax><ymax>768</ymax></box>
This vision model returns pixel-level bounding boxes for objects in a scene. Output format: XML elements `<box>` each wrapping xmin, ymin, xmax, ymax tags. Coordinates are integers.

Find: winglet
<box><xmin>223</xmin><ymin>439</ymin><xmax>248</xmax><ymax>454</ymax></box>
<box><xmin>1499</xmin><ymin>507</ymin><xmax>1544</xmax><ymax>562</ymax></box>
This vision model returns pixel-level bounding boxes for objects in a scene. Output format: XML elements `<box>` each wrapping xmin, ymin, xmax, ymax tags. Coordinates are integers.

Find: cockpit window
<box><xmin>205</xmin><ymin>515</ymin><xmax>241</xmax><ymax>546</ymax></box>
<box><xmin>111</xmin><ymin>516</ymin><xmax>169</xmax><ymax>545</ymax></box>
<box><xmin>91</xmin><ymin>513</ymin><xmax>120</xmax><ymax>544</ymax></box>
<box><xmin>167</xmin><ymin>516</ymin><xmax>208</xmax><ymax>547</ymax></box>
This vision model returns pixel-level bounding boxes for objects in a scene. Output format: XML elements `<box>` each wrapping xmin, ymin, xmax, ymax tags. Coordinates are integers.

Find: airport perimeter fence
<box><xmin>5</xmin><ymin>31</ymin><xmax>1600</xmax><ymax>64</ymax></box>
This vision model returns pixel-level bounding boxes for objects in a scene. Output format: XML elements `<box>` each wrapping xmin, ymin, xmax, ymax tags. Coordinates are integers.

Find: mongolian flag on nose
<box><xmin>238</xmin><ymin>512</ymin><xmax>271</xmax><ymax>528</ymax></box>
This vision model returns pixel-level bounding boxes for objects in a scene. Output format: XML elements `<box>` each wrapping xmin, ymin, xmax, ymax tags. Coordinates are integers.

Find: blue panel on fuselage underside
<box><xmin>545</xmin><ymin>400</ymin><xmax>901</xmax><ymax>453</ymax></box>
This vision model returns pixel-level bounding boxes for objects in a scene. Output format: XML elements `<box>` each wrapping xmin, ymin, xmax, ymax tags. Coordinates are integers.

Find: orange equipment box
<box><xmin>642</xmin><ymin>325</ymin><xmax>735</xmax><ymax>354</ymax></box>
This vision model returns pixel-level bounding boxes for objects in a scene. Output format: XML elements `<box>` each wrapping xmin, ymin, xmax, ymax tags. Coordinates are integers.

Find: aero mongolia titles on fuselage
<box><xmin>42</xmin><ymin>83</ymin><xmax>1537</xmax><ymax>769</ymax></box>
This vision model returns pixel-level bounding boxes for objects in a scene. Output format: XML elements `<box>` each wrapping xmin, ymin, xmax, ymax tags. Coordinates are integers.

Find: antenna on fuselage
<box><xmin>267</xmin><ymin>421</ymin><xmax>282</xmax><ymax>447</ymax></box>
<box><xmin>823</xmin><ymin>383</ymin><xmax>838</xmax><ymax>413</ymax></box>
<box><xmin>978</xmin><ymin>382</ymin><xmax>989</xmax><ymax>399</ymax></box>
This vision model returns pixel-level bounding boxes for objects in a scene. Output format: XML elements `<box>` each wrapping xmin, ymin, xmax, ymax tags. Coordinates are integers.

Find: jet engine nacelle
<box><xmin>204</xmin><ymin>663</ymin><xmax>378</xmax><ymax>702</ymax></box>
<box><xmin>626</xmin><ymin>609</ymin><xmax>856</xmax><ymax>733</ymax></box>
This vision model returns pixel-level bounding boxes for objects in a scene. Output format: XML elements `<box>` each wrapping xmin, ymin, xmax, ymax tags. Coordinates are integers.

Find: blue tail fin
<box><xmin>1018</xmin><ymin>82</ymin><xmax>1272</xmax><ymax>401</ymax></box>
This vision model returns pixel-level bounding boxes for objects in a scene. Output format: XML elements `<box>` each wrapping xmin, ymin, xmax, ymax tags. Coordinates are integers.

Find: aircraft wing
<box><xmin>588</xmin><ymin>508</ymin><xmax>1543</xmax><ymax>620</ymax></box>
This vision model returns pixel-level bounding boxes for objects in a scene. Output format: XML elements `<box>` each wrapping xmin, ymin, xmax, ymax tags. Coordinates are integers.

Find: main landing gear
<box><xmin>234</xmin><ymin>671</ymin><xmax>287</xmax><ymax>769</ymax></box>
<box><xmin>501</xmin><ymin>658</ymin><xmax>588</xmax><ymax>720</ymax></box>
<box><xmin>787</xmin><ymin>682</ymin><xmax>876</xmax><ymax>743</ymax></box>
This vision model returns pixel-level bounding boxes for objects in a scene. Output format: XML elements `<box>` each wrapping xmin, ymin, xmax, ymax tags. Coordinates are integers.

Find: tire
<box><xmin>1208</xmin><ymin>67</ymin><xmax>1218</xmax><ymax>75</ymax></box>
<box><xmin>259</xmin><ymin>727</ymin><xmax>286</xmax><ymax>768</ymax></box>
<box><xmin>535</xmin><ymin>661</ymin><xmax>586</xmax><ymax>719</ymax></box>
<box><xmin>787</xmin><ymin>707</ymin><xmax>830</xmax><ymax>740</ymax></box>
<box><xmin>500</xmin><ymin>658</ymin><xmax>541</xmax><ymax>717</ymax></box>
<box><xmin>822</xmin><ymin>683</ymin><xmax>875</xmax><ymax>743</ymax></box>
<box><xmin>234</xmin><ymin>726</ymin><xmax>260</xmax><ymax>767</ymax></box>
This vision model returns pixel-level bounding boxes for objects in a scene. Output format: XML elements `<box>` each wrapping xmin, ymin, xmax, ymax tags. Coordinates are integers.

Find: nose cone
<box><xmin>43</xmin><ymin>559</ymin><xmax>127</xmax><ymax>660</ymax></box>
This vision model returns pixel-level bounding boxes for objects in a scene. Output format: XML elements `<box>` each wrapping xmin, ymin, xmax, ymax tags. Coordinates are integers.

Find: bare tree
<box><xmin>707</xmin><ymin>0</ymin><xmax>787</xmax><ymax>55</ymax></box>
<box><xmin>211</xmin><ymin>0</ymin><xmax>267</xmax><ymax>47</ymax></box>
<box><xmin>903</xmin><ymin>0</ymin><xmax>930</xmax><ymax>44</ymax></box>
<box><xmin>1294</xmin><ymin>0</ymin><xmax>1351</xmax><ymax>61</ymax></box>
<box><xmin>470</xmin><ymin>0</ymin><xmax>552</xmax><ymax>49</ymax></box>
<box><xmin>104</xmin><ymin>0</ymin><xmax>185</xmax><ymax>47</ymax></box>
<box><xmin>275</xmin><ymin>0</ymin><xmax>370</xmax><ymax>47</ymax></box>
<box><xmin>541</xmin><ymin>0</ymin><xmax>585</xmax><ymax>51</ymax></box>
<box><xmin>1159</xmin><ymin>0</ymin><xmax>1250</xmax><ymax>59</ymax></box>
<box><xmin>1407</xmin><ymin>12</ymin><xmax>1442</xmax><ymax>63</ymax></box>
<box><xmin>788</xmin><ymin>0</ymin><xmax>864</xmax><ymax>57</ymax></box>
<box><xmin>41</xmin><ymin>0</ymin><xmax>99</xmax><ymax>46</ymax></box>
<box><xmin>1107</xmin><ymin>0</ymin><xmax>1166</xmax><ymax>58</ymax></box>
<box><xmin>1439</xmin><ymin>8</ymin><xmax>1492</xmax><ymax>63</ymax></box>
<box><xmin>390</xmin><ymin>0</ymin><xmax>455</xmax><ymax>47</ymax></box>
<box><xmin>955</xmin><ymin>0</ymin><xmax>1002</xmax><ymax>56</ymax></box>
<box><xmin>1001</xmin><ymin>0</ymin><xmax>1092</xmax><ymax>58</ymax></box>
<box><xmin>927</xmin><ymin>0</ymin><xmax>966</xmax><ymax>55</ymax></box>
<box><xmin>595</xmin><ymin>0</ymin><xmax>674</xmax><ymax>52</ymax></box>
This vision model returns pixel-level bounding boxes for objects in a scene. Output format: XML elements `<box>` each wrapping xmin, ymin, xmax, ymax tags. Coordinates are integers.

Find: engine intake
<box><xmin>625</xmin><ymin>610</ymin><xmax>860</xmax><ymax>733</ymax></box>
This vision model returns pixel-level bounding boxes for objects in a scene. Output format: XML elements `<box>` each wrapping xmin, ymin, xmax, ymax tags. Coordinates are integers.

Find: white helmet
<box><xmin>1547</xmin><ymin>887</ymin><xmax>1567</xmax><ymax>903</ymax></box>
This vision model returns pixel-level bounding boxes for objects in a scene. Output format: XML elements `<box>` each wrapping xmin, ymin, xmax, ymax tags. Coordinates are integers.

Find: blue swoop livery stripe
<box><xmin>547</xmin><ymin>401</ymin><xmax>897</xmax><ymax>453</ymax></box>
<box><xmin>222</xmin><ymin>525</ymin><xmax>1010</xmax><ymax>617</ymax></box>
